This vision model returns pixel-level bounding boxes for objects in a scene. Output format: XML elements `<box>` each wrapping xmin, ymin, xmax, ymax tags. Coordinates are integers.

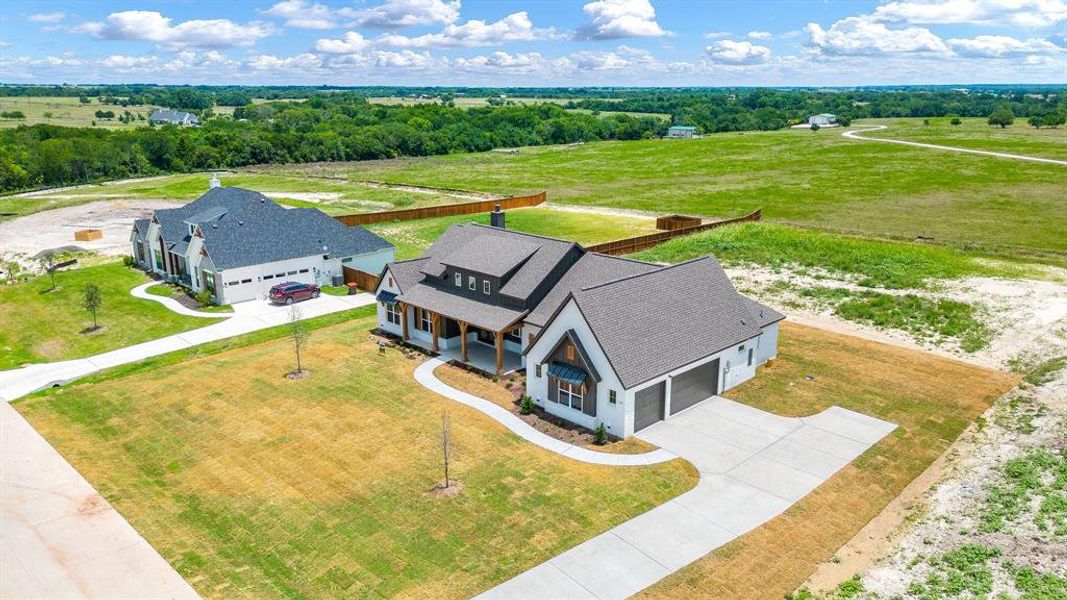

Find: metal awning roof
<box><xmin>376</xmin><ymin>290</ymin><xmax>398</xmax><ymax>305</ymax></box>
<box><xmin>548</xmin><ymin>362</ymin><xmax>587</xmax><ymax>386</ymax></box>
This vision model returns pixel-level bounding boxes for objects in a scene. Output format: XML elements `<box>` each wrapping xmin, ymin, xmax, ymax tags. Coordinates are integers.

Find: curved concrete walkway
<box><xmin>414</xmin><ymin>358</ymin><xmax>676</xmax><ymax>466</ymax></box>
<box><xmin>843</xmin><ymin>125</ymin><xmax>1067</xmax><ymax>166</ymax></box>
<box><xmin>130</xmin><ymin>282</ymin><xmax>231</xmax><ymax>319</ymax></box>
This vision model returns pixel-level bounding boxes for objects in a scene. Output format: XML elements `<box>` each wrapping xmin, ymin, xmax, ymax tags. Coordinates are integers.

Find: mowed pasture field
<box><xmin>14</xmin><ymin>309</ymin><xmax>696</xmax><ymax>598</ymax></box>
<box><xmin>366</xmin><ymin>96</ymin><xmax>671</xmax><ymax>119</ymax></box>
<box><xmin>266</xmin><ymin>119</ymin><xmax>1067</xmax><ymax>256</ymax></box>
<box><xmin>866</xmin><ymin>116</ymin><xmax>1067</xmax><ymax>160</ymax></box>
<box><xmin>0</xmin><ymin>96</ymin><xmax>153</xmax><ymax>129</ymax></box>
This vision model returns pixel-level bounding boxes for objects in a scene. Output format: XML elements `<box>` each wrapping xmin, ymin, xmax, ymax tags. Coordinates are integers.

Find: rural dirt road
<box><xmin>842</xmin><ymin>125</ymin><xmax>1067</xmax><ymax>166</ymax></box>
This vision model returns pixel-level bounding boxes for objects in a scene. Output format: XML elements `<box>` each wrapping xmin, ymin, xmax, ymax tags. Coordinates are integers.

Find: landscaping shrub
<box><xmin>594</xmin><ymin>423</ymin><xmax>608</xmax><ymax>445</ymax></box>
<box><xmin>122</xmin><ymin>255</ymin><xmax>135</xmax><ymax>268</ymax></box>
<box><xmin>195</xmin><ymin>290</ymin><xmax>212</xmax><ymax>307</ymax></box>
<box><xmin>519</xmin><ymin>395</ymin><xmax>533</xmax><ymax>415</ymax></box>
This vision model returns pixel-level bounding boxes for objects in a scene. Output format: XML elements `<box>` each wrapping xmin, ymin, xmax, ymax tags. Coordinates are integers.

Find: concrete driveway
<box><xmin>478</xmin><ymin>397</ymin><xmax>895</xmax><ymax>599</ymax></box>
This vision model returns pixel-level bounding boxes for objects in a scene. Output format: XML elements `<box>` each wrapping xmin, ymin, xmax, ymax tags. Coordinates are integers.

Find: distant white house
<box><xmin>149</xmin><ymin>109</ymin><xmax>200</xmax><ymax>126</ymax></box>
<box><xmin>807</xmin><ymin>113</ymin><xmax>838</xmax><ymax>126</ymax></box>
<box><xmin>666</xmin><ymin>125</ymin><xmax>697</xmax><ymax>138</ymax></box>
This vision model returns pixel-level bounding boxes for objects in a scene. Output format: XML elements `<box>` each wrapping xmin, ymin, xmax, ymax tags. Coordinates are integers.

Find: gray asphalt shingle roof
<box><xmin>395</xmin><ymin>283</ymin><xmax>526</xmax><ymax>331</ymax></box>
<box><xmin>153</xmin><ymin>187</ymin><xmax>393</xmax><ymax>271</ymax></box>
<box><xmin>386</xmin><ymin>258</ymin><xmax>432</xmax><ymax>293</ymax></box>
<box><xmin>526</xmin><ymin>253</ymin><xmax>663</xmax><ymax>327</ymax></box>
<box><xmin>132</xmin><ymin>219</ymin><xmax>149</xmax><ymax>243</ymax></box>
<box><xmin>440</xmin><ymin>235</ymin><xmax>540</xmax><ymax>278</ymax></box>
<box><xmin>417</xmin><ymin>223</ymin><xmax>578</xmax><ymax>302</ymax></box>
<box><xmin>570</xmin><ymin>256</ymin><xmax>775</xmax><ymax>389</ymax></box>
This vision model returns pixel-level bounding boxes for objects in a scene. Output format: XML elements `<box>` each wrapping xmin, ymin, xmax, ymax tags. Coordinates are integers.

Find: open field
<box><xmin>0</xmin><ymin>172</ymin><xmax>466</xmax><ymax>222</ymax></box>
<box><xmin>369</xmin><ymin>206</ymin><xmax>657</xmax><ymax>259</ymax></box>
<box><xmin>260</xmin><ymin>118</ymin><xmax>1066</xmax><ymax>257</ymax></box>
<box><xmin>13</xmin><ymin>309</ymin><xmax>696</xmax><ymax>598</ymax></box>
<box><xmin>365</xmin><ymin>96</ymin><xmax>670</xmax><ymax>119</ymax></box>
<box><xmin>0</xmin><ymin>96</ymin><xmax>153</xmax><ymax>129</ymax></box>
<box><xmin>867</xmin><ymin>117</ymin><xmax>1067</xmax><ymax>161</ymax></box>
<box><xmin>0</xmin><ymin>262</ymin><xmax>210</xmax><ymax>370</ymax></box>
<box><xmin>639</xmin><ymin>322</ymin><xmax>1019</xmax><ymax>599</ymax></box>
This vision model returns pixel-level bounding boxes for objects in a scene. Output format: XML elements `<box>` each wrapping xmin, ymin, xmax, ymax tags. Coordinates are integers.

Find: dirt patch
<box><xmin>429</xmin><ymin>480</ymin><xmax>464</xmax><ymax>498</ymax></box>
<box><xmin>262</xmin><ymin>192</ymin><xmax>342</xmax><ymax>203</ymax></box>
<box><xmin>285</xmin><ymin>369</ymin><xmax>310</xmax><ymax>380</ymax></box>
<box><xmin>77</xmin><ymin>494</ymin><xmax>111</xmax><ymax>516</ymax></box>
<box><xmin>0</xmin><ymin>199</ymin><xmax>180</xmax><ymax>270</ymax></box>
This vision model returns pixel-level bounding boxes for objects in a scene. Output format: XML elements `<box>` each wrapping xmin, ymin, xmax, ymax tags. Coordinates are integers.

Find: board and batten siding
<box><xmin>525</xmin><ymin>299</ymin><xmax>627</xmax><ymax>437</ymax></box>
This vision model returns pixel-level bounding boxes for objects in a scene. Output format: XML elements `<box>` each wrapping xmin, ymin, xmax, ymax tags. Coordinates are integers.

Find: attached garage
<box><xmin>669</xmin><ymin>359</ymin><xmax>719</xmax><ymax>416</ymax></box>
<box><xmin>634</xmin><ymin>381</ymin><xmax>666</xmax><ymax>433</ymax></box>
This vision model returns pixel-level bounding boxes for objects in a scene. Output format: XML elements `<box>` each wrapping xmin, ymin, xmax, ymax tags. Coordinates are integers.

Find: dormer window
<box><xmin>455</xmin><ymin>272</ymin><xmax>462</xmax><ymax>287</ymax></box>
<box><xmin>483</xmin><ymin>280</ymin><xmax>491</xmax><ymax>295</ymax></box>
<box><xmin>188</xmin><ymin>224</ymin><xmax>196</xmax><ymax>236</ymax></box>
<box><xmin>468</xmin><ymin>275</ymin><xmax>476</xmax><ymax>290</ymax></box>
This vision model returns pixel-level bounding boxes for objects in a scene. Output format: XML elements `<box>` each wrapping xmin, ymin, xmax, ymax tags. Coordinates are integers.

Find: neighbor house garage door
<box><xmin>669</xmin><ymin>359</ymin><xmax>719</xmax><ymax>416</ymax></box>
<box><xmin>633</xmin><ymin>382</ymin><xmax>665</xmax><ymax>433</ymax></box>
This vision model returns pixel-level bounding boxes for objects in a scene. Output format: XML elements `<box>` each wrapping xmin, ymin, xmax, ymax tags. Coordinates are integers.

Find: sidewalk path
<box><xmin>129</xmin><ymin>282</ymin><xmax>231</xmax><ymax>319</ymax></box>
<box><xmin>843</xmin><ymin>125</ymin><xmax>1067</xmax><ymax>166</ymax></box>
<box><xmin>414</xmin><ymin>358</ymin><xmax>676</xmax><ymax>466</ymax></box>
<box><xmin>0</xmin><ymin>293</ymin><xmax>375</xmax><ymax>402</ymax></box>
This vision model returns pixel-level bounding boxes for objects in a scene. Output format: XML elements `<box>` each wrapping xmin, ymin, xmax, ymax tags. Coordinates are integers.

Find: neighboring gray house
<box><xmin>131</xmin><ymin>186</ymin><xmax>394</xmax><ymax>304</ymax></box>
<box><xmin>666</xmin><ymin>125</ymin><xmax>697</xmax><ymax>138</ymax></box>
<box><xmin>373</xmin><ymin>208</ymin><xmax>782</xmax><ymax>438</ymax></box>
<box><xmin>808</xmin><ymin>113</ymin><xmax>838</xmax><ymax>126</ymax></box>
<box><xmin>149</xmin><ymin>109</ymin><xmax>199</xmax><ymax>126</ymax></box>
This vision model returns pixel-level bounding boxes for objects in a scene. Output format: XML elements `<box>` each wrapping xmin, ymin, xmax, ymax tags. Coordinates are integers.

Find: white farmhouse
<box><xmin>148</xmin><ymin>109</ymin><xmax>200</xmax><ymax>126</ymax></box>
<box><xmin>131</xmin><ymin>186</ymin><xmax>394</xmax><ymax>305</ymax></box>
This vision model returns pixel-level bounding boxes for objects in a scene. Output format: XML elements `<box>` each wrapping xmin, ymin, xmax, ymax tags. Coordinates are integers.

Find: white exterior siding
<box><xmin>525</xmin><ymin>299</ymin><xmax>629</xmax><ymax>438</ymax></box>
<box><xmin>376</xmin><ymin>267</ymin><xmax>404</xmax><ymax>337</ymax></box>
<box><xmin>216</xmin><ymin>255</ymin><xmax>322</xmax><ymax>304</ymax></box>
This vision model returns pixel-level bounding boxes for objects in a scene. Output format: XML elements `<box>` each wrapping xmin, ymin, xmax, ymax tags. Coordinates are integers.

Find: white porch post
<box><xmin>663</xmin><ymin>375</ymin><xmax>673</xmax><ymax>420</ymax></box>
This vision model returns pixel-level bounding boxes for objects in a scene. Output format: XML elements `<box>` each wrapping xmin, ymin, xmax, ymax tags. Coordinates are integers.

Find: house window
<box><xmin>558</xmin><ymin>380</ymin><xmax>584</xmax><ymax>411</ymax></box>
<box><xmin>455</xmin><ymin>272</ymin><xmax>462</xmax><ymax>287</ymax></box>
<box><xmin>566</xmin><ymin>344</ymin><xmax>575</xmax><ymax>361</ymax></box>
<box><xmin>136</xmin><ymin>243</ymin><xmax>146</xmax><ymax>262</ymax></box>
<box><xmin>300</xmin><ymin>269</ymin><xmax>310</xmax><ymax>274</ymax></box>
<box><xmin>609</xmin><ymin>390</ymin><xmax>617</xmax><ymax>404</ymax></box>
<box><xmin>388</xmin><ymin>276</ymin><xmax>394</xmax><ymax>287</ymax></box>
<box><xmin>386</xmin><ymin>303</ymin><xmax>401</xmax><ymax>325</ymax></box>
<box><xmin>535</xmin><ymin>364</ymin><xmax>542</xmax><ymax>378</ymax></box>
<box><xmin>154</xmin><ymin>251</ymin><xmax>163</xmax><ymax>270</ymax></box>
<box><xmin>417</xmin><ymin>309</ymin><xmax>433</xmax><ymax>333</ymax></box>
<box><xmin>287</xmin><ymin>271</ymin><xmax>297</xmax><ymax>276</ymax></box>
<box><xmin>241</xmin><ymin>279</ymin><xmax>252</xmax><ymax>284</ymax></box>
<box><xmin>263</xmin><ymin>274</ymin><xmax>274</xmax><ymax>280</ymax></box>
<box><xmin>748</xmin><ymin>348</ymin><xmax>754</xmax><ymax>367</ymax></box>
<box><xmin>203</xmin><ymin>271</ymin><xmax>215</xmax><ymax>294</ymax></box>
<box><xmin>189</xmin><ymin>224</ymin><xmax>196</xmax><ymax>236</ymax></box>
<box><xmin>528</xmin><ymin>333</ymin><xmax>535</xmax><ymax>346</ymax></box>
<box><xmin>227</xmin><ymin>280</ymin><xmax>239</xmax><ymax>286</ymax></box>
<box><xmin>468</xmin><ymin>275</ymin><xmax>476</xmax><ymax>290</ymax></box>
<box><xmin>506</xmin><ymin>329</ymin><xmax>521</xmax><ymax>343</ymax></box>
<box><xmin>483</xmin><ymin>280</ymin><xmax>491</xmax><ymax>295</ymax></box>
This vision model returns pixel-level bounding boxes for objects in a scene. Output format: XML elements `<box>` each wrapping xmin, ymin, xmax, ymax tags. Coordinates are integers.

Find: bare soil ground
<box><xmin>0</xmin><ymin>199</ymin><xmax>180</xmax><ymax>270</ymax></box>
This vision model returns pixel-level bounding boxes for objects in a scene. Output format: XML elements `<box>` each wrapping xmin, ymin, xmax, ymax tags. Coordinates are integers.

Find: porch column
<box><xmin>431</xmin><ymin>312</ymin><xmax>440</xmax><ymax>352</ymax></box>
<box><xmin>399</xmin><ymin>302</ymin><xmax>409</xmax><ymax>341</ymax></box>
<box><xmin>458</xmin><ymin>321</ymin><xmax>469</xmax><ymax>363</ymax></box>
<box><xmin>495</xmin><ymin>330</ymin><xmax>504</xmax><ymax>376</ymax></box>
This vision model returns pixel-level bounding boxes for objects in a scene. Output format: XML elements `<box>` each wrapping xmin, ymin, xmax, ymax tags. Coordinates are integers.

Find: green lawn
<box><xmin>276</xmin><ymin>118</ymin><xmax>1066</xmax><ymax>256</ymax></box>
<box><xmin>0</xmin><ymin>263</ymin><xmax>210</xmax><ymax>369</ymax></box>
<box><xmin>867</xmin><ymin>117</ymin><xmax>1067</xmax><ymax>161</ymax></box>
<box><xmin>14</xmin><ymin>309</ymin><xmax>696</xmax><ymax>598</ymax></box>
<box><xmin>0</xmin><ymin>96</ymin><xmax>152</xmax><ymax>130</ymax></box>
<box><xmin>369</xmin><ymin>206</ymin><xmax>658</xmax><ymax>259</ymax></box>
<box><xmin>630</xmin><ymin>222</ymin><xmax>1031</xmax><ymax>288</ymax></box>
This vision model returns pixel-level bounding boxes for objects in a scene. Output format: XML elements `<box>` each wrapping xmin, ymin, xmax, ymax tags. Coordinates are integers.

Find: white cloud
<box><xmin>263</xmin><ymin>0</ymin><xmax>348</xmax><ymax>30</ymax></box>
<box><xmin>453</xmin><ymin>51</ymin><xmax>546</xmax><ymax>71</ymax></box>
<box><xmin>370</xmin><ymin>49</ymin><xmax>437</xmax><ymax>68</ymax></box>
<box><xmin>705</xmin><ymin>40</ymin><xmax>772</xmax><ymax>64</ymax></box>
<box><xmin>948</xmin><ymin>34</ymin><xmax>1063</xmax><ymax>57</ymax></box>
<box><xmin>872</xmin><ymin>0</ymin><xmax>1067</xmax><ymax>28</ymax></box>
<box><xmin>806</xmin><ymin>16</ymin><xmax>949</xmax><ymax>55</ymax></box>
<box><xmin>102</xmin><ymin>54</ymin><xmax>158</xmax><ymax>69</ymax></box>
<box><xmin>747</xmin><ymin>30</ymin><xmax>773</xmax><ymax>39</ymax></box>
<box><xmin>314</xmin><ymin>31</ymin><xmax>370</xmax><ymax>54</ymax></box>
<box><xmin>75</xmin><ymin>11</ymin><xmax>273</xmax><ymax>49</ymax></box>
<box><xmin>704</xmin><ymin>31</ymin><xmax>730</xmax><ymax>39</ymax></box>
<box><xmin>0</xmin><ymin>41</ymin><xmax>10</xmax><ymax>48</ymax></box>
<box><xmin>569</xmin><ymin>45</ymin><xmax>662</xmax><ymax>70</ymax></box>
<box><xmin>576</xmin><ymin>0</ymin><xmax>667</xmax><ymax>40</ymax></box>
<box><xmin>28</xmin><ymin>12</ymin><xmax>65</xmax><ymax>23</ymax></box>
<box><xmin>247</xmin><ymin>53</ymin><xmax>323</xmax><ymax>70</ymax></box>
<box><xmin>376</xmin><ymin>12</ymin><xmax>556</xmax><ymax>48</ymax></box>
<box><xmin>351</xmin><ymin>0</ymin><xmax>461</xmax><ymax>28</ymax></box>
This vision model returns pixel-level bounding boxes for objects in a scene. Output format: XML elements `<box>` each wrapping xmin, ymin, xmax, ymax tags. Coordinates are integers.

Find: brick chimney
<box><xmin>490</xmin><ymin>204</ymin><xmax>505</xmax><ymax>228</ymax></box>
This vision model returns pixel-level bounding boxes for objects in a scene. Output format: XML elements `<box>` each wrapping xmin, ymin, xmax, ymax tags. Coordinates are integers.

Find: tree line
<box><xmin>0</xmin><ymin>97</ymin><xmax>664</xmax><ymax>192</ymax></box>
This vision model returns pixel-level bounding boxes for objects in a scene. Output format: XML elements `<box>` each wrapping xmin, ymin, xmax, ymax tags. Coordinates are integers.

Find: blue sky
<box><xmin>1</xmin><ymin>0</ymin><xmax>1064</xmax><ymax>86</ymax></box>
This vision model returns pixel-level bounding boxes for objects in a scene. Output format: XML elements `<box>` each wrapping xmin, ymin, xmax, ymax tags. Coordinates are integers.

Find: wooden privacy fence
<box><xmin>343</xmin><ymin>266</ymin><xmax>380</xmax><ymax>291</ymax></box>
<box><xmin>334</xmin><ymin>191</ymin><xmax>546</xmax><ymax>226</ymax></box>
<box><xmin>586</xmin><ymin>209</ymin><xmax>762</xmax><ymax>256</ymax></box>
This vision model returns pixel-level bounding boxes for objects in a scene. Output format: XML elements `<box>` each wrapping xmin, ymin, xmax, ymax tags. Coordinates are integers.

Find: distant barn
<box><xmin>807</xmin><ymin>113</ymin><xmax>837</xmax><ymax>126</ymax></box>
<box><xmin>149</xmin><ymin>109</ymin><xmax>200</xmax><ymax>126</ymax></box>
<box><xmin>666</xmin><ymin>125</ymin><xmax>697</xmax><ymax>138</ymax></box>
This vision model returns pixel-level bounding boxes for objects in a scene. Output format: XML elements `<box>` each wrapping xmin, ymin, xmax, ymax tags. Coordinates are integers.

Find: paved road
<box><xmin>843</xmin><ymin>125</ymin><xmax>1067</xmax><ymax>166</ymax></box>
<box><xmin>476</xmin><ymin>397</ymin><xmax>896</xmax><ymax>599</ymax></box>
<box><xmin>0</xmin><ymin>292</ymin><xmax>374</xmax><ymax>598</ymax></box>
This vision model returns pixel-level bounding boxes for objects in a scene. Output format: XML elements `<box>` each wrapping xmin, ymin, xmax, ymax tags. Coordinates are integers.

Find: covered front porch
<box><xmin>382</xmin><ymin>292</ymin><xmax>523</xmax><ymax>376</ymax></box>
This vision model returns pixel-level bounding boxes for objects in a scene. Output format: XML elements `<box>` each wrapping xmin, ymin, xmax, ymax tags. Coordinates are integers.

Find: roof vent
<box><xmin>212</xmin><ymin>223</ymin><xmax>218</xmax><ymax>229</ymax></box>
<box><xmin>209</xmin><ymin>173</ymin><xmax>221</xmax><ymax>189</ymax></box>
<box><xmin>238</xmin><ymin>220</ymin><xmax>243</xmax><ymax>226</ymax></box>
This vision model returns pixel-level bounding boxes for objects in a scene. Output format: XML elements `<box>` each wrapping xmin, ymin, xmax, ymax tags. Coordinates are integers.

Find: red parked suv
<box><xmin>268</xmin><ymin>282</ymin><xmax>320</xmax><ymax>305</ymax></box>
